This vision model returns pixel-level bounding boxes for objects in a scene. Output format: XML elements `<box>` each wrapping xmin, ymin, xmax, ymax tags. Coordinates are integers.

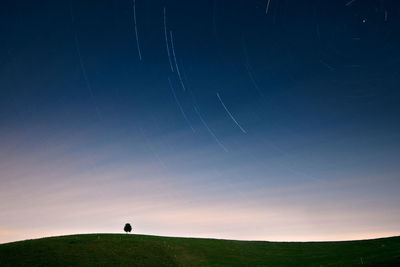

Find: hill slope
<box><xmin>0</xmin><ymin>234</ymin><xmax>399</xmax><ymax>266</ymax></box>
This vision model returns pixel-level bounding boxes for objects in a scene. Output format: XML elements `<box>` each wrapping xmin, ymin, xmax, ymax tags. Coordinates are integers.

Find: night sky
<box><xmin>1</xmin><ymin>0</ymin><xmax>400</xmax><ymax>243</ymax></box>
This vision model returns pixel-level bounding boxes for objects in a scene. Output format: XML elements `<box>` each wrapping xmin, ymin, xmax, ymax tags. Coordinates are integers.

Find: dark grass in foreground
<box><xmin>0</xmin><ymin>234</ymin><xmax>399</xmax><ymax>266</ymax></box>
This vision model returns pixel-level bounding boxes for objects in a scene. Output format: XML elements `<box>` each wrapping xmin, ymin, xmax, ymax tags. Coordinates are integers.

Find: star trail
<box><xmin>0</xmin><ymin>0</ymin><xmax>399</xmax><ymax>243</ymax></box>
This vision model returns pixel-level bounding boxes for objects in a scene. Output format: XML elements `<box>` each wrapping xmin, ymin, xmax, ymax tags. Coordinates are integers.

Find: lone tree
<box><xmin>124</xmin><ymin>223</ymin><xmax>132</xmax><ymax>234</ymax></box>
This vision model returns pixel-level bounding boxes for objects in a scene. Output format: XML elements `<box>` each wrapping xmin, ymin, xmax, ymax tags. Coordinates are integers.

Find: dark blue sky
<box><xmin>1</xmin><ymin>0</ymin><xmax>400</xmax><ymax>242</ymax></box>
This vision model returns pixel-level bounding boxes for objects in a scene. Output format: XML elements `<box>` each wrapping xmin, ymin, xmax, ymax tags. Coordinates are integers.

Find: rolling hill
<box><xmin>1</xmin><ymin>234</ymin><xmax>399</xmax><ymax>266</ymax></box>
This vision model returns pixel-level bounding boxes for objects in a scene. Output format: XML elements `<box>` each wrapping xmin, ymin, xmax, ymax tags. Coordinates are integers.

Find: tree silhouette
<box><xmin>124</xmin><ymin>223</ymin><xmax>132</xmax><ymax>233</ymax></box>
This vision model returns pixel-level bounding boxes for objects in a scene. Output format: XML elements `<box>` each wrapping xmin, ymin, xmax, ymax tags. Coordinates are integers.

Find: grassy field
<box><xmin>0</xmin><ymin>234</ymin><xmax>399</xmax><ymax>266</ymax></box>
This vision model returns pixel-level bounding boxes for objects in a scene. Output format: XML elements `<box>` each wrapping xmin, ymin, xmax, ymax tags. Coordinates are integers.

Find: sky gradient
<box><xmin>1</xmin><ymin>0</ymin><xmax>400</xmax><ymax>243</ymax></box>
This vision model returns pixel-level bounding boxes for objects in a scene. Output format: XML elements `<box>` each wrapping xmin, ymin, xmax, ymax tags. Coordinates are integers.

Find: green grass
<box><xmin>1</xmin><ymin>234</ymin><xmax>399</xmax><ymax>266</ymax></box>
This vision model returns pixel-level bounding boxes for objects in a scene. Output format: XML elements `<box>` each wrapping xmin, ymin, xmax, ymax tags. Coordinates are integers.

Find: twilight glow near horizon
<box><xmin>1</xmin><ymin>1</ymin><xmax>400</xmax><ymax>244</ymax></box>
